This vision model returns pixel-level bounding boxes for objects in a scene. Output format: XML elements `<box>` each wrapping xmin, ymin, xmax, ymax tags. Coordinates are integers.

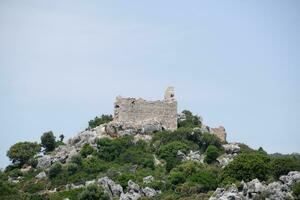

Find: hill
<box><xmin>1</xmin><ymin>111</ymin><xmax>300</xmax><ymax>200</ymax></box>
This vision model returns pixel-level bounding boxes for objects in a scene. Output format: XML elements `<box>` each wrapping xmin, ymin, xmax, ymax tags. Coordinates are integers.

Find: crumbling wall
<box><xmin>211</xmin><ymin>126</ymin><xmax>227</xmax><ymax>142</ymax></box>
<box><xmin>113</xmin><ymin>87</ymin><xmax>177</xmax><ymax>131</ymax></box>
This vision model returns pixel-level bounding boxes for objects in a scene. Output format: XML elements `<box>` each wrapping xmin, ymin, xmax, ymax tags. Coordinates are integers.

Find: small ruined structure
<box><xmin>211</xmin><ymin>126</ymin><xmax>227</xmax><ymax>142</ymax></box>
<box><xmin>112</xmin><ymin>87</ymin><xmax>177</xmax><ymax>131</ymax></box>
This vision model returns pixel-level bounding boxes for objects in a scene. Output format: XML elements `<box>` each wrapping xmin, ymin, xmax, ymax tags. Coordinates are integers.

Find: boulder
<box><xmin>37</xmin><ymin>155</ymin><xmax>52</xmax><ymax>169</ymax></box>
<box><xmin>279</xmin><ymin>171</ymin><xmax>300</xmax><ymax>187</ymax></box>
<box><xmin>128</xmin><ymin>180</ymin><xmax>140</xmax><ymax>193</ymax></box>
<box><xmin>20</xmin><ymin>165</ymin><xmax>32</xmax><ymax>173</ymax></box>
<box><xmin>223</xmin><ymin>143</ymin><xmax>240</xmax><ymax>154</ymax></box>
<box><xmin>120</xmin><ymin>191</ymin><xmax>141</xmax><ymax>200</ymax></box>
<box><xmin>98</xmin><ymin>176</ymin><xmax>123</xmax><ymax>197</ymax></box>
<box><xmin>35</xmin><ymin>171</ymin><xmax>47</xmax><ymax>180</ymax></box>
<box><xmin>143</xmin><ymin>175</ymin><xmax>154</xmax><ymax>184</ymax></box>
<box><xmin>244</xmin><ymin>178</ymin><xmax>266</xmax><ymax>196</ymax></box>
<box><xmin>177</xmin><ymin>150</ymin><xmax>204</xmax><ymax>163</ymax></box>
<box><xmin>85</xmin><ymin>180</ymin><xmax>96</xmax><ymax>186</ymax></box>
<box><xmin>142</xmin><ymin>187</ymin><xmax>157</xmax><ymax>197</ymax></box>
<box><xmin>209</xmin><ymin>184</ymin><xmax>243</xmax><ymax>200</ymax></box>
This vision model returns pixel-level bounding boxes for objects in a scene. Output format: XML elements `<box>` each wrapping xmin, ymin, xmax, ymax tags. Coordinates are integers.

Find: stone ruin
<box><xmin>105</xmin><ymin>87</ymin><xmax>177</xmax><ymax>136</ymax></box>
<box><xmin>105</xmin><ymin>86</ymin><xmax>227</xmax><ymax>142</ymax></box>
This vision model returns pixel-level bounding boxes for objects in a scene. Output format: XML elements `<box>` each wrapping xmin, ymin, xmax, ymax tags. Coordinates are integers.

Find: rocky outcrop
<box><xmin>105</xmin><ymin>119</ymin><xmax>163</xmax><ymax>137</ymax></box>
<box><xmin>279</xmin><ymin>171</ymin><xmax>300</xmax><ymax>187</ymax></box>
<box><xmin>120</xmin><ymin>180</ymin><xmax>160</xmax><ymax>200</ymax></box>
<box><xmin>35</xmin><ymin>171</ymin><xmax>47</xmax><ymax>180</ymax></box>
<box><xmin>210</xmin><ymin>171</ymin><xmax>300</xmax><ymax>200</ymax></box>
<box><xmin>143</xmin><ymin>175</ymin><xmax>154</xmax><ymax>184</ymax></box>
<box><xmin>209</xmin><ymin>184</ymin><xmax>244</xmax><ymax>200</ymax></box>
<box><xmin>98</xmin><ymin>176</ymin><xmax>123</xmax><ymax>197</ymax></box>
<box><xmin>37</xmin><ymin>125</ymin><xmax>108</xmax><ymax>169</ymax></box>
<box><xmin>217</xmin><ymin>143</ymin><xmax>240</xmax><ymax>168</ymax></box>
<box><xmin>177</xmin><ymin>150</ymin><xmax>204</xmax><ymax>163</ymax></box>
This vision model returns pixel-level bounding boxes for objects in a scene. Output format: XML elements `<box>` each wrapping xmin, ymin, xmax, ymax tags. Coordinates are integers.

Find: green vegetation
<box><xmin>41</xmin><ymin>131</ymin><xmax>56</xmax><ymax>152</ymax></box>
<box><xmin>221</xmin><ymin>152</ymin><xmax>271</xmax><ymax>182</ymax></box>
<box><xmin>88</xmin><ymin>114</ymin><xmax>113</xmax><ymax>129</ymax></box>
<box><xmin>6</xmin><ymin>142</ymin><xmax>40</xmax><ymax>165</ymax></box>
<box><xmin>293</xmin><ymin>181</ymin><xmax>300</xmax><ymax>199</ymax></box>
<box><xmin>178</xmin><ymin>110</ymin><xmax>201</xmax><ymax>128</ymax></box>
<box><xmin>78</xmin><ymin>184</ymin><xmax>109</xmax><ymax>200</ymax></box>
<box><xmin>2</xmin><ymin>113</ymin><xmax>300</xmax><ymax>200</ymax></box>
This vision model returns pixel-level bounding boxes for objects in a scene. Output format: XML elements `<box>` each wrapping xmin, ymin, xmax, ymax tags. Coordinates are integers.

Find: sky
<box><xmin>0</xmin><ymin>0</ymin><xmax>299</xmax><ymax>168</ymax></box>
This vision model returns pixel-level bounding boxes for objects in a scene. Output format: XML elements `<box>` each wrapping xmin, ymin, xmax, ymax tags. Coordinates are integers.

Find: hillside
<box><xmin>1</xmin><ymin>111</ymin><xmax>300</xmax><ymax>200</ymax></box>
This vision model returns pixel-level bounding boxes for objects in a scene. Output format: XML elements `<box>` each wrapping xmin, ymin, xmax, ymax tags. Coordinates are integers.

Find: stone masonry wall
<box><xmin>113</xmin><ymin>87</ymin><xmax>177</xmax><ymax>131</ymax></box>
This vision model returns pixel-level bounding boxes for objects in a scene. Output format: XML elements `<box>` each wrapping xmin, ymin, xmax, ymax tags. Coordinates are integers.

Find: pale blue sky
<box><xmin>0</xmin><ymin>1</ymin><xmax>299</xmax><ymax>168</ymax></box>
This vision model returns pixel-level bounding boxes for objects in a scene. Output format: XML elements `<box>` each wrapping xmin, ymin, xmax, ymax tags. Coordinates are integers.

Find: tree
<box><xmin>7</xmin><ymin>142</ymin><xmax>40</xmax><ymax>165</ymax></box>
<box><xmin>59</xmin><ymin>134</ymin><xmax>64</xmax><ymax>142</ymax></box>
<box><xmin>178</xmin><ymin>110</ymin><xmax>201</xmax><ymax>128</ymax></box>
<box><xmin>88</xmin><ymin>115</ymin><xmax>113</xmax><ymax>129</ymax></box>
<box><xmin>221</xmin><ymin>152</ymin><xmax>271</xmax><ymax>182</ymax></box>
<box><xmin>48</xmin><ymin>162</ymin><xmax>62</xmax><ymax>179</ymax></box>
<box><xmin>270</xmin><ymin>156</ymin><xmax>300</xmax><ymax>179</ymax></box>
<box><xmin>205</xmin><ymin>145</ymin><xmax>220</xmax><ymax>164</ymax></box>
<box><xmin>78</xmin><ymin>184</ymin><xmax>109</xmax><ymax>200</ymax></box>
<box><xmin>158</xmin><ymin>141</ymin><xmax>189</xmax><ymax>171</ymax></box>
<box><xmin>41</xmin><ymin>131</ymin><xmax>56</xmax><ymax>152</ymax></box>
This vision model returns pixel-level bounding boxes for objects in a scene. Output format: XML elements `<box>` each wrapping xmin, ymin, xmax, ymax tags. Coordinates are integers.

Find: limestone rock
<box><xmin>35</xmin><ymin>171</ymin><xmax>47</xmax><ymax>180</ymax></box>
<box><xmin>128</xmin><ymin>180</ymin><xmax>140</xmax><ymax>193</ymax></box>
<box><xmin>177</xmin><ymin>150</ymin><xmax>204</xmax><ymax>163</ymax></box>
<box><xmin>20</xmin><ymin>165</ymin><xmax>32</xmax><ymax>173</ymax></box>
<box><xmin>37</xmin><ymin>155</ymin><xmax>52</xmax><ymax>169</ymax></box>
<box><xmin>143</xmin><ymin>176</ymin><xmax>154</xmax><ymax>184</ymax></box>
<box><xmin>279</xmin><ymin>171</ymin><xmax>300</xmax><ymax>187</ymax></box>
<box><xmin>209</xmin><ymin>184</ymin><xmax>244</xmax><ymax>200</ymax></box>
<box><xmin>98</xmin><ymin>176</ymin><xmax>123</xmax><ymax>197</ymax></box>
<box><xmin>142</xmin><ymin>187</ymin><xmax>157</xmax><ymax>197</ymax></box>
<box><xmin>223</xmin><ymin>143</ymin><xmax>240</xmax><ymax>154</ymax></box>
<box><xmin>120</xmin><ymin>191</ymin><xmax>141</xmax><ymax>200</ymax></box>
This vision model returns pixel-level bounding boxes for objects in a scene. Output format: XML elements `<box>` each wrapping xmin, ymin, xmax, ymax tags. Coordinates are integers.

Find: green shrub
<box><xmin>187</xmin><ymin>170</ymin><xmax>218</xmax><ymax>191</ymax></box>
<box><xmin>24</xmin><ymin>181</ymin><xmax>45</xmax><ymax>193</ymax></box>
<box><xmin>66</xmin><ymin>163</ymin><xmax>78</xmax><ymax>175</ymax></box>
<box><xmin>41</xmin><ymin>131</ymin><xmax>56</xmax><ymax>152</ymax></box>
<box><xmin>80</xmin><ymin>144</ymin><xmax>95</xmax><ymax>158</ymax></box>
<box><xmin>7</xmin><ymin>142</ymin><xmax>40</xmax><ymax>165</ymax></box>
<box><xmin>221</xmin><ymin>152</ymin><xmax>271</xmax><ymax>182</ymax></box>
<box><xmin>82</xmin><ymin>156</ymin><xmax>108</xmax><ymax>174</ymax></box>
<box><xmin>78</xmin><ymin>184</ymin><xmax>109</xmax><ymax>200</ymax></box>
<box><xmin>205</xmin><ymin>145</ymin><xmax>220</xmax><ymax>164</ymax></box>
<box><xmin>97</xmin><ymin>136</ymin><xmax>133</xmax><ymax>162</ymax></box>
<box><xmin>169</xmin><ymin>171</ymin><xmax>186</xmax><ymax>185</ymax></box>
<box><xmin>70</xmin><ymin>154</ymin><xmax>83</xmax><ymax>166</ymax></box>
<box><xmin>178</xmin><ymin>110</ymin><xmax>201</xmax><ymax>128</ymax></box>
<box><xmin>118</xmin><ymin>148</ymin><xmax>154</xmax><ymax>169</ymax></box>
<box><xmin>270</xmin><ymin>156</ymin><xmax>300</xmax><ymax>179</ymax></box>
<box><xmin>293</xmin><ymin>182</ymin><xmax>300</xmax><ymax>199</ymax></box>
<box><xmin>158</xmin><ymin>141</ymin><xmax>189</xmax><ymax>171</ymax></box>
<box><xmin>49</xmin><ymin>162</ymin><xmax>62</xmax><ymax>179</ymax></box>
<box><xmin>88</xmin><ymin>115</ymin><xmax>113</xmax><ymax>129</ymax></box>
<box><xmin>116</xmin><ymin>172</ymin><xmax>135</xmax><ymax>189</ymax></box>
<box><xmin>199</xmin><ymin>133</ymin><xmax>222</xmax><ymax>152</ymax></box>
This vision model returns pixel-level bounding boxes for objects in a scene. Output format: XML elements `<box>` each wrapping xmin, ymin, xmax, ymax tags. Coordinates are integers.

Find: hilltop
<box><xmin>1</xmin><ymin>88</ymin><xmax>300</xmax><ymax>200</ymax></box>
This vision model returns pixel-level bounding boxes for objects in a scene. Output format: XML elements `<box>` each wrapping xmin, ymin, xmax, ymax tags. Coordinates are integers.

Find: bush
<box><xmin>188</xmin><ymin>170</ymin><xmax>218</xmax><ymax>192</ymax></box>
<box><xmin>293</xmin><ymin>181</ymin><xmax>300</xmax><ymax>199</ymax></box>
<box><xmin>178</xmin><ymin>110</ymin><xmax>201</xmax><ymax>128</ymax></box>
<box><xmin>70</xmin><ymin>154</ymin><xmax>83</xmax><ymax>166</ymax></box>
<box><xmin>97</xmin><ymin>136</ymin><xmax>133</xmax><ymax>162</ymax></box>
<box><xmin>82</xmin><ymin>156</ymin><xmax>108</xmax><ymax>174</ymax></box>
<box><xmin>199</xmin><ymin>133</ymin><xmax>222</xmax><ymax>152</ymax></box>
<box><xmin>270</xmin><ymin>156</ymin><xmax>300</xmax><ymax>179</ymax></box>
<box><xmin>116</xmin><ymin>172</ymin><xmax>135</xmax><ymax>189</ymax></box>
<box><xmin>119</xmin><ymin>148</ymin><xmax>154</xmax><ymax>169</ymax></box>
<box><xmin>78</xmin><ymin>184</ymin><xmax>109</xmax><ymax>200</ymax></box>
<box><xmin>169</xmin><ymin>171</ymin><xmax>186</xmax><ymax>185</ymax></box>
<box><xmin>205</xmin><ymin>145</ymin><xmax>220</xmax><ymax>164</ymax></box>
<box><xmin>7</xmin><ymin>142</ymin><xmax>40</xmax><ymax>165</ymax></box>
<box><xmin>80</xmin><ymin>144</ymin><xmax>95</xmax><ymax>158</ymax></box>
<box><xmin>49</xmin><ymin>162</ymin><xmax>62</xmax><ymax>179</ymax></box>
<box><xmin>66</xmin><ymin>163</ymin><xmax>78</xmax><ymax>175</ymax></box>
<box><xmin>41</xmin><ymin>131</ymin><xmax>56</xmax><ymax>152</ymax></box>
<box><xmin>88</xmin><ymin>115</ymin><xmax>113</xmax><ymax>129</ymax></box>
<box><xmin>221</xmin><ymin>152</ymin><xmax>271</xmax><ymax>182</ymax></box>
<box><xmin>158</xmin><ymin>141</ymin><xmax>189</xmax><ymax>171</ymax></box>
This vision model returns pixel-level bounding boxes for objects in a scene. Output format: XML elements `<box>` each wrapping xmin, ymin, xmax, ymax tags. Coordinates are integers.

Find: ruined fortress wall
<box><xmin>114</xmin><ymin>97</ymin><xmax>178</xmax><ymax>131</ymax></box>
